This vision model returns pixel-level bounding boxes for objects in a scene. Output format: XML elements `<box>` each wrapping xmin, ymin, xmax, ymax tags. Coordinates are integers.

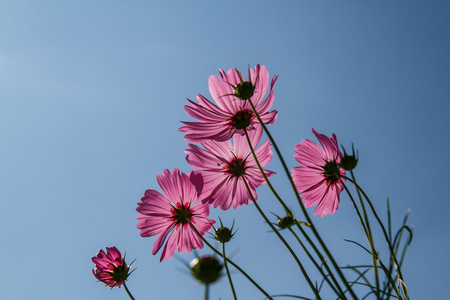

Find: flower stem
<box><xmin>243</xmin><ymin>128</ymin><xmax>346</xmax><ymax>298</ymax></box>
<box><xmin>188</xmin><ymin>221</ymin><xmax>273</xmax><ymax>300</ymax></box>
<box><xmin>123</xmin><ymin>282</ymin><xmax>135</xmax><ymax>300</ymax></box>
<box><xmin>242</xmin><ymin>177</ymin><xmax>322</xmax><ymax>300</ymax></box>
<box><xmin>248</xmin><ymin>101</ymin><xmax>357</xmax><ymax>300</ymax></box>
<box><xmin>204</xmin><ymin>283</ymin><xmax>209</xmax><ymax>300</ymax></box>
<box><xmin>243</xmin><ymin>128</ymin><xmax>291</xmax><ymax>215</ymax></box>
<box><xmin>288</xmin><ymin>227</ymin><xmax>341</xmax><ymax>297</ymax></box>
<box><xmin>345</xmin><ymin>173</ymin><xmax>406</xmax><ymax>300</ymax></box>
<box><xmin>294</xmin><ymin>222</ymin><xmax>347</xmax><ymax>299</ymax></box>
<box><xmin>222</xmin><ymin>242</ymin><xmax>238</xmax><ymax>300</ymax></box>
<box><xmin>340</xmin><ymin>179</ymin><xmax>380</xmax><ymax>298</ymax></box>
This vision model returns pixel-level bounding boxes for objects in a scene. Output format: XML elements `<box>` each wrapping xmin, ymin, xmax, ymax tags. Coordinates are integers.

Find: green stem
<box><xmin>243</xmin><ymin>128</ymin><xmax>291</xmax><ymax>216</ymax></box>
<box><xmin>248</xmin><ymin>100</ymin><xmax>357</xmax><ymax>300</ymax></box>
<box><xmin>123</xmin><ymin>282</ymin><xmax>135</xmax><ymax>300</ymax></box>
<box><xmin>345</xmin><ymin>174</ymin><xmax>405</xmax><ymax>300</ymax></box>
<box><xmin>242</xmin><ymin>177</ymin><xmax>322</xmax><ymax>300</ymax></box>
<box><xmin>288</xmin><ymin>228</ymin><xmax>341</xmax><ymax>297</ymax></box>
<box><xmin>293</xmin><ymin>222</ymin><xmax>347</xmax><ymax>299</ymax></box>
<box><xmin>385</xmin><ymin>210</ymin><xmax>411</xmax><ymax>300</ymax></box>
<box><xmin>188</xmin><ymin>222</ymin><xmax>273</xmax><ymax>300</ymax></box>
<box><xmin>204</xmin><ymin>283</ymin><xmax>209</xmax><ymax>300</ymax></box>
<box><xmin>223</xmin><ymin>242</ymin><xmax>238</xmax><ymax>300</ymax></box>
<box><xmin>243</xmin><ymin>128</ymin><xmax>345</xmax><ymax>299</ymax></box>
<box><xmin>341</xmin><ymin>179</ymin><xmax>380</xmax><ymax>298</ymax></box>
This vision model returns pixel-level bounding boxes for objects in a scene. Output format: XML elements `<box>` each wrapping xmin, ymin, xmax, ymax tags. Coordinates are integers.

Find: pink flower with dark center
<box><xmin>185</xmin><ymin>126</ymin><xmax>275</xmax><ymax>210</ymax></box>
<box><xmin>136</xmin><ymin>168</ymin><xmax>215</xmax><ymax>262</ymax></box>
<box><xmin>291</xmin><ymin>128</ymin><xmax>346</xmax><ymax>217</ymax></box>
<box><xmin>92</xmin><ymin>246</ymin><xmax>132</xmax><ymax>288</ymax></box>
<box><xmin>180</xmin><ymin>65</ymin><xmax>278</xmax><ymax>143</ymax></box>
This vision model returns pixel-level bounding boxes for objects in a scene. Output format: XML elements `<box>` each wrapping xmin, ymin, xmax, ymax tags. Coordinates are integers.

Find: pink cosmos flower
<box><xmin>136</xmin><ymin>168</ymin><xmax>215</xmax><ymax>262</ymax></box>
<box><xmin>180</xmin><ymin>65</ymin><xmax>278</xmax><ymax>143</ymax></box>
<box><xmin>185</xmin><ymin>126</ymin><xmax>275</xmax><ymax>210</ymax></box>
<box><xmin>92</xmin><ymin>246</ymin><xmax>132</xmax><ymax>287</ymax></box>
<box><xmin>291</xmin><ymin>128</ymin><xmax>346</xmax><ymax>217</ymax></box>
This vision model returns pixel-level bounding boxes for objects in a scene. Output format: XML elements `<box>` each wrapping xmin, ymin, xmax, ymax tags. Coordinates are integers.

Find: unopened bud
<box><xmin>278</xmin><ymin>215</ymin><xmax>295</xmax><ymax>229</ymax></box>
<box><xmin>215</xmin><ymin>227</ymin><xmax>233</xmax><ymax>243</ymax></box>
<box><xmin>234</xmin><ymin>81</ymin><xmax>255</xmax><ymax>100</ymax></box>
<box><xmin>190</xmin><ymin>255</ymin><xmax>223</xmax><ymax>284</ymax></box>
<box><xmin>340</xmin><ymin>143</ymin><xmax>358</xmax><ymax>171</ymax></box>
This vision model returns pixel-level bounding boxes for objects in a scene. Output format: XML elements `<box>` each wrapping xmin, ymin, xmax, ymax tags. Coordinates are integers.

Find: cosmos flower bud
<box><xmin>213</xmin><ymin>218</ymin><xmax>237</xmax><ymax>243</ymax></box>
<box><xmin>277</xmin><ymin>215</ymin><xmax>295</xmax><ymax>229</ymax></box>
<box><xmin>233</xmin><ymin>80</ymin><xmax>256</xmax><ymax>100</ymax></box>
<box><xmin>189</xmin><ymin>255</ymin><xmax>223</xmax><ymax>284</ymax></box>
<box><xmin>215</xmin><ymin>227</ymin><xmax>233</xmax><ymax>243</ymax></box>
<box><xmin>92</xmin><ymin>246</ymin><xmax>134</xmax><ymax>288</ymax></box>
<box><xmin>340</xmin><ymin>143</ymin><xmax>358</xmax><ymax>171</ymax></box>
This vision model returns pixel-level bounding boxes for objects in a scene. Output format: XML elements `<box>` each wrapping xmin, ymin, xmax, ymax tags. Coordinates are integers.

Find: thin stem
<box><xmin>204</xmin><ymin>283</ymin><xmax>209</xmax><ymax>300</ymax></box>
<box><xmin>345</xmin><ymin>174</ymin><xmax>407</xmax><ymax>300</ymax></box>
<box><xmin>223</xmin><ymin>242</ymin><xmax>238</xmax><ymax>300</ymax></box>
<box><xmin>350</xmin><ymin>176</ymin><xmax>380</xmax><ymax>298</ymax></box>
<box><xmin>243</xmin><ymin>128</ymin><xmax>291</xmax><ymax>215</ymax></box>
<box><xmin>343</xmin><ymin>182</ymin><xmax>369</xmax><ymax>237</ymax></box>
<box><xmin>123</xmin><ymin>282</ymin><xmax>135</xmax><ymax>300</ymax></box>
<box><xmin>188</xmin><ymin>221</ymin><xmax>273</xmax><ymax>300</ymax></box>
<box><xmin>242</xmin><ymin>177</ymin><xmax>322</xmax><ymax>300</ymax></box>
<box><xmin>248</xmin><ymin>101</ymin><xmax>357</xmax><ymax>300</ymax></box>
<box><xmin>243</xmin><ymin>128</ymin><xmax>345</xmax><ymax>298</ymax></box>
<box><xmin>386</xmin><ymin>212</ymin><xmax>412</xmax><ymax>300</ymax></box>
<box><xmin>293</xmin><ymin>222</ymin><xmax>346</xmax><ymax>298</ymax></box>
<box><xmin>340</xmin><ymin>179</ymin><xmax>380</xmax><ymax>298</ymax></box>
<box><xmin>288</xmin><ymin>228</ymin><xmax>341</xmax><ymax>297</ymax></box>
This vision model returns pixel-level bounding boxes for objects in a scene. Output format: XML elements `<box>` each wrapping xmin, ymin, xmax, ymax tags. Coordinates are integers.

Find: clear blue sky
<box><xmin>1</xmin><ymin>1</ymin><xmax>449</xmax><ymax>299</ymax></box>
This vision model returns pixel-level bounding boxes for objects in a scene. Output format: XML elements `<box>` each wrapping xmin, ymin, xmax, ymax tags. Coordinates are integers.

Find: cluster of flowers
<box><xmin>135</xmin><ymin>65</ymin><xmax>345</xmax><ymax>261</ymax></box>
<box><xmin>92</xmin><ymin>65</ymin><xmax>411</xmax><ymax>300</ymax></box>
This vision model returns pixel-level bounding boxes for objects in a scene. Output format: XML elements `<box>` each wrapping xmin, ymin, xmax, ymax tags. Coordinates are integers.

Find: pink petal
<box><xmin>294</xmin><ymin>139</ymin><xmax>325</xmax><ymax>167</ymax></box>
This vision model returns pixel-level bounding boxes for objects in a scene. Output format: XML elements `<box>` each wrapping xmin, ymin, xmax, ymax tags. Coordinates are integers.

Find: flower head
<box><xmin>136</xmin><ymin>168</ymin><xmax>216</xmax><ymax>261</ymax></box>
<box><xmin>213</xmin><ymin>218</ymin><xmax>237</xmax><ymax>244</ymax></box>
<box><xmin>180</xmin><ymin>65</ymin><xmax>278</xmax><ymax>143</ymax></box>
<box><xmin>277</xmin><ymin>215</ymin><xmax>296</xmax><ymax>229</ymax></box>
<box><xmin>190</xmin><ymin>255</ymin><xmax>223</xmax><ymax>284</ymax></box>
<box><xmin>92</xmin><ymin>246</ymin><xmax>133</xmax><ymax>288</ymax></box>
<box><xmin>291</xmin><ymin>128</ymin><xmax>346</xmax><ymax>217</ymax></box>
<box><xmin>340</xmin><ymin>143</ymin><xmax>359</xmax><ymax>171</ymax></box>
<box><xmin>220</xmin><ymin>66</ymin><xmax>257</xmax><ymax>100</ymax></box>
<box><xmin>185</xmin><ymin>126</ymin><xmax>275</xmax><ymax>210</ymax></box>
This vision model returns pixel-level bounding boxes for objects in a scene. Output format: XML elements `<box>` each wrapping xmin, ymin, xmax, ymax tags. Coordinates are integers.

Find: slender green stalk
<box><xmin>243</xmin><ymin>128</ymin><xmax>291</xmax><ymax>215</ymax></box>
<box><xmin>293</xmin><ymin>222</ymin><xmax>346</xmax><ymax>299</ymax></box>
<box><xmin>340</xmin><ymin>179</ymin><xmax>380</xmax><ymax>298</ymax></box>
<box><xmin>383</xmin><ymin>199</ymin><xmax>394</xmax><ymax>300</ymax></box>
<box><xmin>387</xmin><ymin>199</ymin><xmax>393</xmax><ymax>245</ymax></box>
<box><xmin>374</xmin><ymin>258</ymin><xmax>402</xmax><ymax>299</ymax></box>
<box><xmin>188</xmin><ymin>221</ymin><xmax>273</xmax><ymax>300</ymax></box>
<box><xmin>346</xmin><ymin>174</ymin><xmax>407</xmax><ymax>283</ymax></box>
<box><xmin>345</xmin><ymin>174</ymin><xmax>405</xmax><ymax>299</ymax></box>
<box><xmin>222</xmin><ymin>242</ymin><xmax>238</xmax><ymax>300</ymax></box>
<box><xmin>204</xmin><ymin>283</ymin><xmax>209</xmax><ymax>300</ymax></box>
<box><xmin>351</xmin><ymin>179</ymin><xmax>380</xmax><ymax>298</ymax></box>
<box><xmin>123</xmin><ymin>282</ymin><xmax>135</xmax><ymax>300</ymax></box>
<box><xmin>242</xmin><ymin>177</ymin><xmax>322</xmax><ymax>300</ymax></box>
<box><xmin>288</xmin><ymin>228</ymin><xmax>341</xmax><ymax>297</ymax></box>
<box><xmin>247</xmin><ymin>100</ymin><xmax>358</xmax><ymax>300</ymax></box>
<box><xmin>342</xmin><ymin>181</ymin><xmax>369</xmax><ymax>237</ymax></box>
<box><xmin>243</xmin><ymin>128</ymin><xmax>346</xmax><ymax>298</ymax></box>
<box><xmin>383</xmin><ymin>206</ymin><xmax>412</xmax><ymax>300</ymax></box>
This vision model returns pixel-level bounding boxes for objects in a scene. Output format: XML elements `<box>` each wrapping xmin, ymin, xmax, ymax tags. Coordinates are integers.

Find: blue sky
<box><xmin>1</xmin><ymin>1</ymin><xmax>449</xmax><ymax>299</ymax></box>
